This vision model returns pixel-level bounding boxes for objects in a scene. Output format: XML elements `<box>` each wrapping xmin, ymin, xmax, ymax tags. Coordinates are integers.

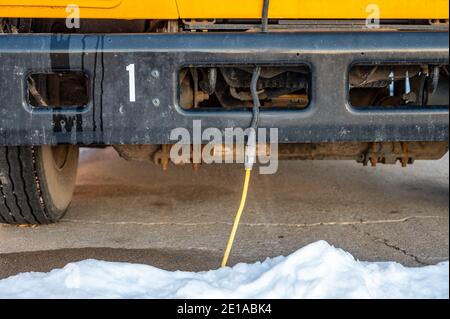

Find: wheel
<box><xmin>0</xmin><ymin>145</ymin><xmax>79</xmax><ymax>225</ymax></box>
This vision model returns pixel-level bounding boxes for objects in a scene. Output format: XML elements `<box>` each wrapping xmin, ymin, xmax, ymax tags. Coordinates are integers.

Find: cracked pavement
<box><xmin>0</xmin><ymin>148</ymin><xmax>448</xmax><ymax>279</ymax></box>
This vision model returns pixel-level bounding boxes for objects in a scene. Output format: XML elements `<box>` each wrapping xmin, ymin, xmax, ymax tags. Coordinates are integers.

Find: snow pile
<box><xmin>0</xmin><ymin>241</ymin><xmax>448</xmax><ymax>299</ymax></box>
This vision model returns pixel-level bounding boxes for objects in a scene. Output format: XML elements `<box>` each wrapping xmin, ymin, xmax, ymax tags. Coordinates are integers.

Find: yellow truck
<box><xmin>0</xmin><ymin>1</ymin><xmax>448</xmax><ymax>225</ymax></box>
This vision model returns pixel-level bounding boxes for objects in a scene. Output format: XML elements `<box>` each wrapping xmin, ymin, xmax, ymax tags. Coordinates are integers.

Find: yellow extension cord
<box><xmin>221</xmin><ymin>168</ymin><xmax>252</xmax><ymax>268</ymax></box>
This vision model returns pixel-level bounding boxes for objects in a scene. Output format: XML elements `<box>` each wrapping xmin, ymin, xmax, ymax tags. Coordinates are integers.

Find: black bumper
<box><xmin>0</xmin><ymin>31</ymin><xmax>448</xmax><ymax>146</ymax></box>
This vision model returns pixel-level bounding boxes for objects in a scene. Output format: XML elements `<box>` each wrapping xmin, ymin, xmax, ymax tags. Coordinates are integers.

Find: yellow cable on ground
<box><xmin>221</xmin><ymin>169</ymin><xmax>252</xmax><ymax>268</ymax></box>
<box><xmin>221</xmin><ymin>58</ymin><xmax>260</xmax><ymax>268</ymax></box>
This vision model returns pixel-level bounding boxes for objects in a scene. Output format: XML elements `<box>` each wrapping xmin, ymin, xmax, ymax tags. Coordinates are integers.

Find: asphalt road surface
<box><xmin>0</xmin><ymin>148</ymin><xmax>448</xmax><ymax>279</ymax></box>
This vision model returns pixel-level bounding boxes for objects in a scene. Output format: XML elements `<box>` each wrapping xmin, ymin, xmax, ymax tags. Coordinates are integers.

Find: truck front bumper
<box><xmin>0</xmin><ymin>31</ymin><xmax>448</xmax><ymax>146</ymax></box>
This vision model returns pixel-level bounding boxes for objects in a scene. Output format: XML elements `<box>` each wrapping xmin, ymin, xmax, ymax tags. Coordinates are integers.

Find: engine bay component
<box><xmin>112</xmin><ymin>142</ymin><xmax>448</xmax><ymax>170</ymax></box>
<box><xmin>113</xmin><ymin>145</ymin><xmax>160</xmax><ymax>162</ymax></box>
<box><xmin>27</xmin><ymin>72</ymin><xmax>90</xmax><ymax>109</ymax></box>
<box><xmin>180</xmin><ymin>66</ymin><xmax>310</xmax><ymax>110</ymax></box>
<box><xmin>349</xmin><ymin>64</ymin><xmax>449</xmax><ymax>108</ymax></box>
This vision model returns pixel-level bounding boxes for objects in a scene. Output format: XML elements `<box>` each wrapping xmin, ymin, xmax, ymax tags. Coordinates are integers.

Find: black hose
<box><xmin>248</xmin><ymin>0</ymin><xmax>268</xmax><ymax>136</ymax></box>
<box><xmin>250</xmin><ymin>67</ymin><xmax>262</xmax><ymax>130</ymax></box>
<box><xmin>261</xmin><ymin>0</ymin><xmax>270</xmax><ymax>32</ymax></box>
<box><xmin>418</xmin><ymin>74</ymin><xmax>427</xmax><ymax>106</ymax></box>
<box><xmin>429</xmin><ymin>66</ymin><xmax>440</xmax><ymax>95</ymax></box>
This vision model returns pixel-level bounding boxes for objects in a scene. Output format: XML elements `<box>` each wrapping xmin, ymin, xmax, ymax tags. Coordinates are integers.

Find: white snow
<box><xmin>0</xmin><ymin>241</ymin><xmax>448</xmax><ymax>299</ymax></box>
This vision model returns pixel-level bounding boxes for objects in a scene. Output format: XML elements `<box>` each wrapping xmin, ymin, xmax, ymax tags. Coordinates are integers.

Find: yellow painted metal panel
<box><xmin>0</xmin><ymin>0</ymin><xmax>121</xmax><ymax>9</ymax></box>
<box><xmin>177</xmin><ymin>0</ymin><xmax>449</xmax><ymax>19</ymax></box>
<box><xmin>0</xmin><ymin>0</ymin><xmax>179</xmax><ymax>19</ymax></box>
<box><xmin>0</xmin><ymin>0</ymin><xmax>448</xmax><ymax>20</ymax></box>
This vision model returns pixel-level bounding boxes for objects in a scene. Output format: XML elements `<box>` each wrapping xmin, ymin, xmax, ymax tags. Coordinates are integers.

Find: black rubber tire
<box><xmin>0</xmin><ymin>145</ymin><xmax>79</xmax><ymax>225</ymax></box>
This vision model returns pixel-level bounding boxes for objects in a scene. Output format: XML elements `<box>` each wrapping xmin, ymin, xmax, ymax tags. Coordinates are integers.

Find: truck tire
<box><xmin>0</xmin><ymin>145</ymin><xmax>79</xmax><ymax>225</ymax></box>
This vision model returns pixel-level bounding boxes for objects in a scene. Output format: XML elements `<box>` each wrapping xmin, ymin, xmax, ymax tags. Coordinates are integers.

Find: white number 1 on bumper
<box><xmin>126</xmin><ymin>64</ymin><xmax>136</xmax><ymax>102</ymax></box>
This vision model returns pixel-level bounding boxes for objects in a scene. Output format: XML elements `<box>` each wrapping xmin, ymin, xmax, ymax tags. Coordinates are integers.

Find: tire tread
<box><xmin>0</xmin><ymin>146</ymin><xmax>52</xmax><ymax>224</ymax></box>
